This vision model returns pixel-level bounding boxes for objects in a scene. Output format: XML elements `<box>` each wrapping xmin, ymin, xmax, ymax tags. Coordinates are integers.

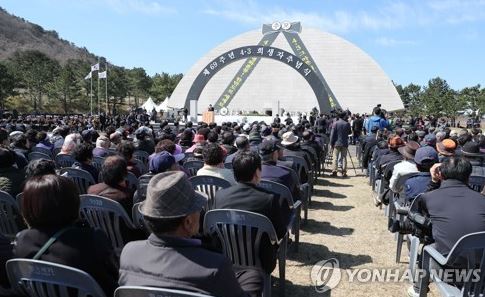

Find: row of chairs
<box><xmin>364</xmin><ymin>146</ymin><xmax>485</xmax><ymax>296</ymax></box>
<box><xmin>1</xmin><ymin>190</ymin><xmax>291</xmax><ymax>297</ymax></box>
<box><xmin>6</xmin><ymin>259</ymin><xmax>214</xmax><ymax>297</ymax></box>
<box><xmin>1</xmin><ymin>174</ymin><xmax>302</xmax><ymax>285</ymax></box>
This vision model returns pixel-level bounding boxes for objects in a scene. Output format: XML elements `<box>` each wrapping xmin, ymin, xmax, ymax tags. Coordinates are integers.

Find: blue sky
<box><xmin>1</xmin><ymin>0</ymin><xmax>484</xmax><ymax>89</ymax></box>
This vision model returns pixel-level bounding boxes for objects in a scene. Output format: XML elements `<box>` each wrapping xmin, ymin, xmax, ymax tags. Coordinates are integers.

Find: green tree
<box><xmin>47</xmin><ymin>60</ymin><xmax>85</xmax><ymax>114</ymax></box>
<box><xmin>459</xmin><ymin>85</ymin><xmax>482</xmax><ymax>117</ymax></box>
<box><xmin>9</xmin><ymin>50</ymin><xmax>60</xmax><ymax>111</ymax></box>
<box><xmin>149</xmin><ymin>72</ymin><xmax>182</xmax><ymax>103</ymax></box>
<box><xmin>421</xmin><ymin>77</ymin><xmax>457</xmax><ymax>117</ymax></box>
<box><xmin>127</xmin><ymin>67</ymin><xmax>152</xmax><ymax>107</ymax></box>
<box><xmin>106</xmin><ymin>66</ymin><xmax>129</xmax><ymax>114</ymax></box>
<box><xmin>0</xmin><ymin>62</ymin><xmax>16</xmax><ymax>110</ymax></box>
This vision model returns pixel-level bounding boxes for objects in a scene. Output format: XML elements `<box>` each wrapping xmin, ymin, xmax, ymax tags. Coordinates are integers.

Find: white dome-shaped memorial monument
<box><xmin>170</xmin><ymin>22</ymin><xmax>403</xmax><ymax>115</ymax></box>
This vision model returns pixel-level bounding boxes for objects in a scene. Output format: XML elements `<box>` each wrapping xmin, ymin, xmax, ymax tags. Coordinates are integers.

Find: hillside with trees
<box><xmin>0</xmin><ymin>7</ymin><xmax>182</xmax><ymax>114</ymax></box>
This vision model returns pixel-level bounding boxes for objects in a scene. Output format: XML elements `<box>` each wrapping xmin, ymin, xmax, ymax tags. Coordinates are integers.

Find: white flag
<box><xmin>98</xmin><ymin>71</ymin><xmax>107</xmax><ymax>79</ymax></box>
<box><xmin>84</xmin><ymin>72</ymin><xmax>92</xmax><ymax>80</ymax></box>
<box><xmin>91</xmin><ymin>63</ymin><xmax>99</xmax><ymax>72</ymax></box>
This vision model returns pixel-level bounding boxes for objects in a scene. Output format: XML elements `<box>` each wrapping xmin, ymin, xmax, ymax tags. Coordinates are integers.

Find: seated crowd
<box><xmin>0</xmin><ymin>108</ymin><xmax>484</xmax><ymax>296</ymax></box>
<box><xmin>0</xmin><ymin>113</ymin><xmax>325</xmax><ymax>296</ymax></box>
<box><xmin>359</xmin><ymin>107</ymin><xmax>485</xmax><ymax>296</ymax></box>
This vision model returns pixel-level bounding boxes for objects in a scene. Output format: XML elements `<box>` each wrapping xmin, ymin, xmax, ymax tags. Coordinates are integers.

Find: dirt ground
<box><xmin>271</xmin><ymin>145</ymin><xmax>439</xmax><ymax>297</ymax></box>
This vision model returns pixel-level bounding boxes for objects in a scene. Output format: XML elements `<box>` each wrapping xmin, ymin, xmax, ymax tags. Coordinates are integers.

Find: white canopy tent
<box><xmin>141</xmin><ymin>97</ymin><xmax>159</xmax><ymax>112</ymax></box>
<box><xmin>157</xmin><ymin>97</ymin><xmax>170</xmax><ymax>111</ymax></box>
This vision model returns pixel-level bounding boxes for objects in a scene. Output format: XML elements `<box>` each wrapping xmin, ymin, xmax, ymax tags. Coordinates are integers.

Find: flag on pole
<box><xmin>84</xmin><ymin>72</ymin><xmax>92</xmax><ymax>80</ymax></box>
<box><xmin>98</xmin><ymin>71</ymin><xmax>107</xmax><ymax>79</ymax></box>
<box><xmin>91</xmin><ymin>63</ymin><xmax>100</xmax><ymax>72</ymax></box>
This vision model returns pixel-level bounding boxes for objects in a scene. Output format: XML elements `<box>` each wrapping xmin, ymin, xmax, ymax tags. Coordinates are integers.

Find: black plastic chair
<box><xmin>469</xmin><ymin>175</ymin><xmax>485</xmax><ymax>193</ymax></box>
<box><xmin>31</xmin><ymin>146</ymin><xmax>53</xmax><ymax>157</ymax></box>
<box><xmin>259</xmin><ymin>179</ymin><xmax>302</xmax><ymax>251</ymax></box>
<box><xmin>28</xmin><ymin>152</ymin><xmax>52</xmax><ymax>162</ymax></box>
<box><xmin>79</xmin><ymin>194</ymin><xmax>136</xmax><ymax>256</ymax></box>
<box><xmin>59</xmin><ymin>167</ymin><xmax>96</xmax><ymax>194</ymax></box>
<box><xmin>92</xmin><ymin>156</ymin><xmax>105</xmax><ymax>173</ymax></box>
<box><xmin>0</xmin><ymin>191</ymin><xmax>25</xmax><ymax>239</ymax></box>
<box><xmin>189</xmin><ymin>175</ymin><xmax>231</xmax><ymax>210</ymax></box>
<box><xmin>55</xmin><ymin>154</ymin><xmax>76</xmax><ymax>168</ymax></box>
<box><xmin>115</xmin><ymin>286</ymin><xmax>213</xmax><ymax>297</ymax></box>
<box><xmin>133</xmin><ymin>150</ymin><xmax>149</xmax><ymax>165</ymax></box>
<box><xmin>183</xmin><ymin>160</ymin><xmax>204</xmax><ymax>177</ymax></box>
<box><xmin>204</xmin><ymin>209</ymin><xmax>287</xmax><ymax>297</ymax></box>
<box><xmin>6</xmin><ymin>259</ymin><xmax>106</xmax><ymax>297</ymax></box>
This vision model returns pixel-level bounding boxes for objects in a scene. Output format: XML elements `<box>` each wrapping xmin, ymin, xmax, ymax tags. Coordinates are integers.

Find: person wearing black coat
<box><xmin>13</xmin><ymin>175</ymin><xmax>118</xmax><ymax>297</ymax></box>
<box><xmin>0</xmin><ymin>234</ymin><xmax>12</xmax><ymax>291</ymax></box>
<box><xmin>214</xmin><ymin>151</ymin><xmax>291</xmax><ymax>274</ymax></box>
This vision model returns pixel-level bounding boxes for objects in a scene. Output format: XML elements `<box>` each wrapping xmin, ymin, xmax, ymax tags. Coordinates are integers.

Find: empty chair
<box><xmin>55</xmin><ymin>154</ymin><xmax>76</xmax><ymax>168</ymax></box>
<box><xmin>183</xmin><ymin>160</ymin><xmax>204</xmax><ymax>177</ymax></box>
<box><xmin>417</xmin><ymin>231</ymin><xmax>485</xmax><ymax>297</ymax></box>
<box><xmin>115</xmin><ymin>286</ymin><xmax>214</xmax><ymax>297</ymax></box>
<box><xmin>79</xmin><ymin>194</ymin><xmax>136</xmax><ymax>256</ymax></box>
<box><xmin>189</xmin><ymin>175</ymin><xmax>231</xmax><ymax>209</ymax></box>
<box><xmin>6</xmin><ymin>259</ymin><xmax>106</xmax><ymax>297</ymax></box>
<box><xmin>469</xmin><ymin>175</ymin><xmax>485</xmax><ymax>193</ymax></box>
<box><xmin>60</xmin><ymin>167</ymin><xmax>96</xmax><ymax>194</ymax></box>
<box><xmin>259</xmin><ymin>179</ymin><xmax>302</xmax><ymax>251</ymax></box>
<box><xmin>28</xmin><ymin>152</ymin><xmax>52</xmax><ymax>162</ymax></box>
<box><xmin>0</xmin><ymin>191</ymin><xmax>25</xmax><ymax>238</ymax></box>
<box><xmin>92</xmin><ymin>156</ymin><xmax>105</xmax><ymax>172</ymax></box>
<box><xmin>31</xmin><ymin>146</ymin><xmax>53</xmax><ymax>157</ymax></box>
<box><xmin>133</xmin><ymin>150</ymin><xmax>149</xmax><ymax>165</ymax></box>
<box><xmin>204</xmin><ymin>209</ymin><xmax>287</xmax><ymax>297</ymax></box>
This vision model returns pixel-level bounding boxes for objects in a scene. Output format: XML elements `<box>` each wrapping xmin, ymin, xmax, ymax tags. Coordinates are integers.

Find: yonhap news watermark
<box><xmin>310</xmin><ymin>258</ymin><xmax>481</xmax><ymax>293</ymax></box>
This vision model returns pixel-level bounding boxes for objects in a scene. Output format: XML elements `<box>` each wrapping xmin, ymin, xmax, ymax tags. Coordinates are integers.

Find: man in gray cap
<box><xmin>119</xmin><ymin>171</ymin><xmax>262</xmax><ymax>297</ymax></box>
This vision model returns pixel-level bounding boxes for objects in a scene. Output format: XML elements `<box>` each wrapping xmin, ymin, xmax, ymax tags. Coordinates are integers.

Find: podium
<box><xmin>202</xmin><ymin>111</ymin><xmax>215</xmax><ymax>124</ymax></box>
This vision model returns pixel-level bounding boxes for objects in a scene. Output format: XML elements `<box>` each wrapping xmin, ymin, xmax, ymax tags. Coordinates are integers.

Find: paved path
<box><xmin>272</xmin><ymin>145</ymin><xmax>437</xmax><ymax>297</ymax></box>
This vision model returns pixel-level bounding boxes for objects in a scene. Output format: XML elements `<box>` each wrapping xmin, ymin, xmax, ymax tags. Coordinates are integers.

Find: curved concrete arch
<box><xmin>169</xmin><ymin>27</ymin><xmax>404</xmax><ymax>114</ymax></box>
<box><xmin>185</xmin><ymin>45</ymin><xmax>331</xmax><ymax>113</ymax></box>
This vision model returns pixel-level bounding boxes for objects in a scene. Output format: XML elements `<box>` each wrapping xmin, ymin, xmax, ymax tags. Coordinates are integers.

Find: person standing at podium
<box><xmin>208</xmin><ymin>104</ymin><xmax>215</xmax><ymax>112</ymax></box>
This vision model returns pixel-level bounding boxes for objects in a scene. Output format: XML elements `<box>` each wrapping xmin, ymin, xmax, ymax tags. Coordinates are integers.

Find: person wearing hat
<box><xmin>329</xmin><ymin>111</ymin><xmax>352</xmax><ymax>177</ymax></box>
<box><xmin>403</xmin><ymin>146</ymin><xmax>439</xmax><ymax>201</ymax></box>
<box><xmin>376</xmin><ymin>136</ymin><xmax>405</xmax><ymax>171</ymax></box>
<box><xmin>461</xmin><ymin>141</ymin><xmax>485</xmax><ymax>177</ymax></box>
<box><xmin>135</xmin><ymin>151</ymin><xmax>179</xmax><ymax>204</ymax></box>
<box><xmin>119</xmin><ymin>171</ymin><xmax>262</xmax><ymax>296</ymax></box>
<box><xmin>259</xmin><ymin>139</ymin><xmax>301</xmax><ymax>201</ymax></box>
<box><xmin>214</xmin><ymin>151</ymin><xmax>291</xmax><ymax>274</ymax></box>
<box><xmin>280</xmin><ymin>131</ymin><xmax>312</xmax><ymax>170</ymax></box>
<box><xmin>389</xmin><ymin>141</ymin><xmax>421</xmax><ymax>193</ymax></box>
<box><xmin>421</xmin><ymin>133</ymin><xmax>437</xmax><ymax>148</ymax></box>
<box><xmin>436</xmin><ymin>139</ymin><xmax>457</xmax><ymax>162</ymax></box>
<box><xmin>197</xmin><ymin>143</ymin><xmax>236</xmax><ymax>185</ymax></box>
